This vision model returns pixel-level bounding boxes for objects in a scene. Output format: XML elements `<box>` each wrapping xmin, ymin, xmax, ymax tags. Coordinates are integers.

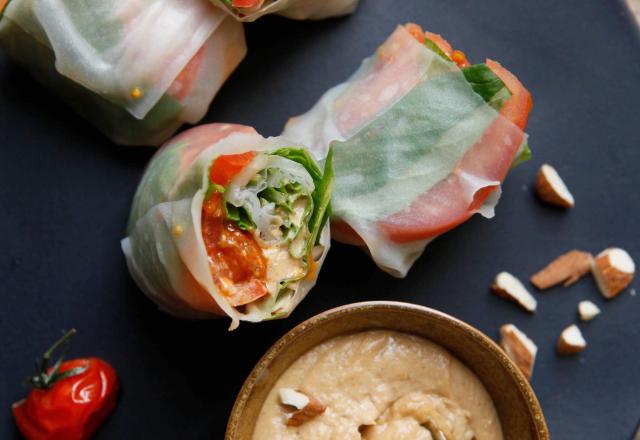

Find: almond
<box><xmin>578</xmin><ymin>300</ymin><xmax>601</xmax><ymax>321</ymax></box>
<box><xmin>530</xmin><ymin>250</ymin><xmax>594</xmax><ymax>289</ymax></box>
<box><xmin>279</xmin><ymin>388</ymin><xmax>326</xmax><ymax>427</ymax></box>
<box><xmin>557</xmin><ymin>324</ymin><xmax>586</xmax><ymax>355</ymax></box>
<box><xmin>492</xmin><ymin>272</ymin><xmax>537</xmax><ymax>313</ymax></box>
<box><xmin>591</xmin><ymin>248</ymin><xmax>635</xmax><ymax>299</ymax></box>
<box><xmin>499</xmin><ymin>324</ymin><xmax>537</xmax><ymax>380</ymax></box>
<box><xmin>535</xmin><ymin>164</ymin><xmax>574</xmax><ymax>208</ymax></box>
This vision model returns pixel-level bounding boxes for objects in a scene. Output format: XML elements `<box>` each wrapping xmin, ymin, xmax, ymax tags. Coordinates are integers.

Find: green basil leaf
<box><xmin>461</xmin><ymin>63</ymin><xmax>510</xmax><ymax>108</ymax></box>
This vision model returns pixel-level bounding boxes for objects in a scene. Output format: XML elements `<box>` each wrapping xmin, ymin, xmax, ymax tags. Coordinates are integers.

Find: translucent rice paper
<box><xmin>122</xmin><ymin>124</ymin><xmax>331</xmax><ymax>329</ymax></box>
<box><xmin>0</xmin><ymin>0</ymin><xmax>246</xmax><ymax>145</ymax></box>
<box><xmin>283</xmin><ymin>26</ymin><xmax>525</xmax><ymax>277</ymax></box>
<box><xmin>211</xmin><ymin>0</ymin><xmax>359</xmax><ymax>22</ymax></box>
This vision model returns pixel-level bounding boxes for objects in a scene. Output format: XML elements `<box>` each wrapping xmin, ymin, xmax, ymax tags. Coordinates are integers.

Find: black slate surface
<box><xmin>1</xmin><ymin>0</ymin><xmax>640</xmax><ymax>438</ymax></box>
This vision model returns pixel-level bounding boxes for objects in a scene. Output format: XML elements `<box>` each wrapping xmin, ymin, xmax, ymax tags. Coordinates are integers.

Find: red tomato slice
<box><xmin>209</xmin><ymin>151</ymin><xmax>257</xmax><ymax>186</ymax></box>
<box><xmin>1</xmin><ymin>0</ymin><xmax>9</xmax><ymax>14</ymax></box>
<box><xmin>232</xmin><ymin>0</ymin><xmax>263</xmax><ymax>8</ymax></box>
<box><xmin>378</xmin><ymin>63</ymin><xmax>531</xmax><ymax>243</ymax></box>
<box><xmin>167</xmin><ymin>47</ymin><xmax>204</xmax><ymax>101</ymax></box>
<box><xmin>201</xmin><ymin>193</ymin><xmax>269</xmax><ymax>307</ymax></box>
<box><xmin>486</xmin><ymin>59</ymin><xmax>532</xmax><ymax>130</ymax></box>
<box><xmin>170</xmin><ymin>124</ymin><xmax>257</xmax><ymax>175</ymax></box>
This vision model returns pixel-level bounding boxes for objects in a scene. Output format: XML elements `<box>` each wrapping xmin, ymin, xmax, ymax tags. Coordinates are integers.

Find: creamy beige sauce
<box><xmin>253</xmin><ymin>330</ymin><xmax>502</xmax><ymax>440</ymax></box>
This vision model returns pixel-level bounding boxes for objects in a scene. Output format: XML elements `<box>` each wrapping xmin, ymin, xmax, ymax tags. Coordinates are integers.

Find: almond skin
<box><xmin>535</xmin><ymin>164</ymin><xmax>575</xmax><ymax>208</ymax></box>
<box><xmin>492</xmin><ymin>272</ymin><xmax>537</xmax><ymax>313</ymax></box>
<box><xmin>530</xmin><ymin>250</ymin><xmax>594</xmax><ymax>290</ymax></box>
<box><xmin>557</xmin><ymin>324</ymin><xmax>586</xmax><ymax>355</ymax></box>
<box><xmin>287</xmin><ymin>396</ymin><xmax>326</xmax><ymax>427</ymax></box>
<box><xmin>500</xmin><ymin>324</ymin><xmax>537</xmax><ymax>380</ymax></box>
<box><xmin>592</xmin><ymin>248</ymin><xmax>635</xmax><ymax>299</ymax></box>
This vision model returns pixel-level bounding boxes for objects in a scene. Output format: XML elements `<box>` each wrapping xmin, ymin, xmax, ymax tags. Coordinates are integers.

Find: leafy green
<box><xmin>224</xmin><ymin>203</ymin><xmax>256</xmax><ymax>231</ymax></box>
<box><xmin>511</xmin><ymin>142</ymin><xmax>532</xmax><ymax>169</ymax></box>
<box><xmin>424</xmin><ymin>39</ymin><xmax>451</xmax><ymax>62</ymax></box>
<box><xmin>422</xmin><ymin>40</ymin><xmax>513</xmax><ymax>112</ymax></box>
<box><xmin>271</xmin><ymin>147</ymin><xmax>333</xmax><ymax>247</ymax></box>
<box><xmin>461</xmin><ymin>64</ymin><xmax>511</xmax><ymax>111</ymax></box>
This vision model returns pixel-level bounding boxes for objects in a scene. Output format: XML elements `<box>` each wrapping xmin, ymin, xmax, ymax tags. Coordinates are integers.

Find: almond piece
<box><xmin>592</xmin><ymin>248</ymin><xmax>635</xmax><ymax>299</ymax></box>
<box><xmin>530</xmin><ymin>250</ymin><xmax>594</xmax><ymax>289</ymax></box>
<box><xmin>500</xmin><ymin>324</ymin><xmax>538</xmax><ymax>380</ymax></box>
<box><xmin>279</xmin><ymin>388</ymin><xmax>326</xmax><ymax>427</ymax></box>
<box><xmin>535</xmin><ymin>164</ymin><xmax>575</xmax><ymax>208</ymax></box>
<box><xmin>492</xmin><ymin>272</ymin><xmax>537</xmax><ymax>313</ymax></box>
<box><xmin>578</xmin><ymin>300</ymin><xmax>601</xmax><ymax>321</ymax></box>
<box><xmin>557</xmin><ymin>324</ymin><xmax>586</xmax><ymax>355</ymax></box>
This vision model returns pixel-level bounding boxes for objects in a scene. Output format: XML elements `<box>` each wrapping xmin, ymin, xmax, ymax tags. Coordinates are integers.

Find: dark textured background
<box><xmin>1</xmin><ymin>0</ymin><xmax>640</xmax><ymax>438</ymax></box>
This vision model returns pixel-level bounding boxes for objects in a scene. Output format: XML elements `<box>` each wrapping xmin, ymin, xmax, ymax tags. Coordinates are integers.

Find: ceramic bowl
<box><xmin>226</xmin><ymin>301</ymin><xmax>549</xmax><ymax>439</ymax></box>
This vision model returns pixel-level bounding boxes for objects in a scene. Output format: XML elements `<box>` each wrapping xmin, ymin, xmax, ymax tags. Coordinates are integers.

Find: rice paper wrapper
<box><xmin>0</xmin><ymin>0</ymin><xmax>246</xmax><ymax>145</ymax></box>
<box><xmin>211</xmin><ymin>0</ymin><xmax>359</xmax><ymax>22</ymax></box>
<box><xmin>283</xmin><ymin>25</ymin><xmax>526</xmax><ymax>277</ymax></box>
<box><xmin>122</xmin><ymin>124</ymin><xmax>331</xmax><ymax>329</ymax></box>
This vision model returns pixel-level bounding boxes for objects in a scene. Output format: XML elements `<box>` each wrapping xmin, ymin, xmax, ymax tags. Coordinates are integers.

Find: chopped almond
<box><xmin>492</xmin><ymin>272</ymin><xmax>537</xmax><ymax>313</ymax></box>
<box><xmin>592</xmin><ymin>248</ymin><xmax>635</xmax><ymax>299</ymax></box>
<box><xmin>557</xmin><ymin>324</ymin><xmax>586</xmax><ymax>355</ymax></box>
<box><xmin>530</xmin><ymin>250</ymin><xmax>594</xmax><ymax>289</ymax></box>
<box><xmin>578</xmin><ymin>300</ymin><xmax>601</xmax><ymax>321</ymax></box>
<box><xmin>535</xmin><ymin>164</ymin><xmax>575</xmax><ymax>208</ymax></box>
<box><xmin>500</xmin><ymin>324</ymin><xmax>537</xmax><ymax>380</ymax></box>
<box><xmin>279</xmin><ymin>388</ymin><xmax>326</xmax><ymax>427</ymax></box>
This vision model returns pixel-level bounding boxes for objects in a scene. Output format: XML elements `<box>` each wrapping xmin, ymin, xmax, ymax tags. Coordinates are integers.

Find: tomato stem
<box><xmin>29</xmin><ymin>329</ymin><xmax>87</xmax><ymax>390</ymax></box>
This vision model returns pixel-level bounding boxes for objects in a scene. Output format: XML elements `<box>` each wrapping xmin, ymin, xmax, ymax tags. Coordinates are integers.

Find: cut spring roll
<box><xmin>212</xmin><ymin>0</ymin><xmax>359</xmax><ymax>22</ymax></box>
<box><xmin>283</xmin><ymin>24</ymin><xmax>532</xmax><ymax>277</ymax></box>
<box><xmin>0</xmin><ymin>0</ymin><xmax>246</xmax><ymax>146</ymax></box>
<box><xmin>122</xmin><ymin>124</ymin><xmax>333</xmax><ymax>329</ymax></box>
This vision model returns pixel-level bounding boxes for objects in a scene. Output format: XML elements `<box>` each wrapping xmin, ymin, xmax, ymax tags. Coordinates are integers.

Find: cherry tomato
<box><xmin>12</xmin><ymin>330</ymin><xmax>118</xmax><ymax>440</ymax></box>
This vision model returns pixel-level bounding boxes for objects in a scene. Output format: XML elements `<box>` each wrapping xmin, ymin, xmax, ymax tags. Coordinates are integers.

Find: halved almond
<box><xmin>535</xmin><ymin>164</ymin><xmax>574</xmax><ymax>208</ymax></box>
<box><xmin>279</xmin><ymin>388</ymin><xmax>326</xmax><ymax>427</ymax></box>
<box><xmin>500</xmin><ymin>324</ymin><xmax>537</xmax><ymax>380</ymax></box>
<box><xmin>492</xmin><ymin>272</ymin><xmax>537</xmax><ymax>313</ymax></box>
<box><xmin>592</xmin><ymin>248</ymin><xmax>635</xmax><ymax>299</ymax></box>
<box><xmin>557</xmin><ymin>324</ymin><xmax>586</xmax><ymax>355</ymax></box>
<box><xmin>578</xmin><ymin>300</ymin><xmax>601</xmax><ymax>321</ymax></box>
<box><xmin>530</xmin><ymin>250</ymin><xmax>593</xmax><ymax>290</ymax></box>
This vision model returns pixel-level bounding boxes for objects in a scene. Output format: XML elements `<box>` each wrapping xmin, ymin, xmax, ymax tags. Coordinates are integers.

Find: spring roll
<box><xmin>122</xmin><ymin>124</ymin><xmax>333</xmax><ymax>329</ymax></box>
<box><xmin>283</xmin><ymin>24</ymin><xmax>532</xmax><ymax>277</ymax></box>
<box><xmin>212</xmin><ymin>0</ymin><xmax>359</xmax><ymax>22</ymax></box>
<box><xmin>0</xmin><ymin>0</ymin><xmax>246</xmax><ymax>146</ymax></box>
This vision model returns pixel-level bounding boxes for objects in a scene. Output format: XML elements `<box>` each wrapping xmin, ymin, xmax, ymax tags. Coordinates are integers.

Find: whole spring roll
<box><xmin>212</xmin><ymin>0</ymin><xmax>359</xmax><ymax>22</ymax></box>
<box><xmin>122</xmin><ymin>124</ymin><xmax>333</xmax><ymax>329</ymax></box>
<box><xmin>283</xmin><ymin>24</ymin><xmax>532</xmax><ymax>277</ymax></box>
<box><xmin>0</xmin><ymin>0</ymin><xmax>246</xmax><ymax>146</ymax></box>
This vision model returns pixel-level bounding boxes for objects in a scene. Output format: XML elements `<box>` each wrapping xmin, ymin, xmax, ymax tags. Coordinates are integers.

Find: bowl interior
<box><xmin>226</xmin><ymin>301</ymin><xmax>549</xmax><ymax>439</ymax></box>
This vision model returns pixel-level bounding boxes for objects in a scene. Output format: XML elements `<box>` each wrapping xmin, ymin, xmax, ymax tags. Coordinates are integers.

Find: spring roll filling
<box><xmin>201</xmin><ymin>150</ymin><xmax>324</xmax><ymax>312</ymax></box>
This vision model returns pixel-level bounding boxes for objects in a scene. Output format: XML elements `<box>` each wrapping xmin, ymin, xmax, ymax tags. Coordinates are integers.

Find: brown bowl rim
<box><xmin>226</xmin><ymin>301</ymin><xmax>549</xmax><ymax>439</ymax></box>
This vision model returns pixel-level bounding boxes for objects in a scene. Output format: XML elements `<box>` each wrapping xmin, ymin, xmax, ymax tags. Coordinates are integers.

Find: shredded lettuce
<box><xmin>271</xmin><ymin>147</ymin><xmax>334</xmax><ymax>248</ymax></box>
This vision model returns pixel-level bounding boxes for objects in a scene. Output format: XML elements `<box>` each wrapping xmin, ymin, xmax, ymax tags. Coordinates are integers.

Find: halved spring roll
<box><xmin>122</xmin><ymin>124</ymin><xmax>333</xmax><ymax>329</ymax></box>
<box><xmin>212</xmin><ymin>0</ymin><xmax>359</xmax><ymax>22</ymax></box>
<box><xmin>283</xmin><ymin>24</ymin><xmax>532</xmax><ymax>277</ymax></box>
<box><xmin>0</xmin><ymin>0</ymin><xmax>246</xmax><ymax>146</ymax></box>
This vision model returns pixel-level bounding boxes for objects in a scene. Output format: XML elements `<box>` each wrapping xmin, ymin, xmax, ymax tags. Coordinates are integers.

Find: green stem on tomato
<box><xmin>29</xmin><ymin>329</ymin><xmax>87</xmax><ymax>390</ymax></box>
